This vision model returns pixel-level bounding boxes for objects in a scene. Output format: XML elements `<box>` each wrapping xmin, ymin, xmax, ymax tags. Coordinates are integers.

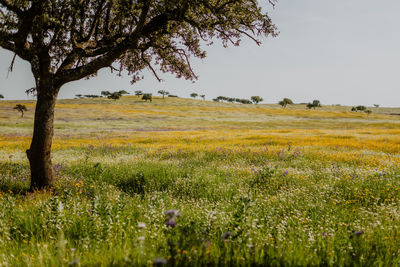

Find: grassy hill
<box><xmin>0</xmin><ymin>97</ymin><xmax>400</xmax><ymax>266</ymax></box>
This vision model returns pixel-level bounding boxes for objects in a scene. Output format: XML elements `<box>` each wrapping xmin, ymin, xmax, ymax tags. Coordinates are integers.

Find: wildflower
<box><xmin>165</xmin><ymin>209</ymin><xmax>180</xmax><ymax>218</ymax></box>
<box><xmin>165</xmin><ymin>220</ymin><xmax>177</xmax><ymax>228</ymax></box>
<box><xmin>138</xmin><ymin>222</ymin><xmax>146</xmax><ymax>229</ymax></box>
<box><xmin>353</xmin><ymin>230</ymin><xmax>363</xmax><ymax>237</ymax></box>
<box><xmin>70</xmin><ymin>259</ymin><xmax>79</xmax><ymax>266</ymax></box>
<box><xmin>222</xmin><ymin>231</ymin><xmax>233</xmax><ymax>240</ymax></box>
<box><xmin>153</xmin><ymin>257</ymin><xmax>168</xmax><ymax>265</ymax></box>
<box><xmin>165</xmin><ymin>209</ymin><xmax>180</xmax><ymax>228</ymax></box>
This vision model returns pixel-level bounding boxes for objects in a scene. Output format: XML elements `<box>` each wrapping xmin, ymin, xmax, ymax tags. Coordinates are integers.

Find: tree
<box><xmin>101</xmin><ymin>91</ymin><xmax>111</xmax><ymax>97</ymax></box>
<box><xmin>190</xmin><ymin>93</ymin><xmax>198</xmax><ymax>99</ymax></box>
<box><xmin>251</xmin><ymin>96</ymin><xmax>263</xmax><ymax>104</ymax></box>
<box><xmin>158</xmin><ymin>90</ymin><xmax>170</xmax><ymax>99</ymax></box>
<box><xmin>352</xmin><ymin>105</ymin><xmax>366</xmax><ymax>112</ymax></box>
<box><xmin>278</xmin><ymin>98</ymin><xmax>293</xmax><ymax>108</ymax></box>
<box><xmin>0</xmin><ymin>94</ymin><xmax>3</xmax><ymax>99</ymax></box>
<box><xmin>134</xmin><ymin>90</ymin><xmax>143</xmax><ymax>97</ymax></box>
<box><xmin>84</xmin><ymin>94</ymin><xmax>101</xmax><ymax>98</ymax></box>
<box><xmin>0</xmin><ymin>1</ymin><xmax>277</xmax><ymax>190</ymax></box>
<box><xmin>106</xmin><ymin>90</ymin><xmax>129</xmax><ymax>100</ymax></box>
<box><xmin>142</xmin><ymin>93</ymin><xmax>152</xmax><ymax>102</ymax></box>
<box><xmin>373</xmin><ymin>104</ymin><xmax>379</xmax><ymax>108</ymax></box>
<box><xmin>306</xmin><ymin>103</ymin><xmax>314</xmax><ymax>109</ymax></box>
<box><xmin>200</xmin><ymin>95</ymin><xmax>206</xmax><ymax>101</ymax></box>
<box><xmin>13</xmin><ymin>104</ymin><xmax>27</xmax><ymax>117</ymax></box>
<box><xmin>307</xmin><ymin>100</ymin><xmax>321</xmax><ymax>109</ymax></box>
<box><xmin>118</xmin><ymin>90</ymin><xmax>129</xmax><ymax>96</ymax></box>
<box><xmin>312</xmin><ymin>100</ymin><xmax>321</xmax><ymax>108</ymax></box>
<box><xmin>283</xmin><ymin>98</ymin><xmax>293</xmax><ymax>105</ymax></box>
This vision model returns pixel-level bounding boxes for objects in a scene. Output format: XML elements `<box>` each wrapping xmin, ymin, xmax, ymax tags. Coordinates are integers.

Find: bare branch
<box><xmin>7</xmin><ymin>53</ymin><xmax>16</xmax><ymax>77</ymax></box>
<box><xmin>236</xmin><ymin>29</ymin><xmax>261</xmax><ymax>46</ymax></box>
<box><xmin>141</xmin><ymin>52</ymin><xmax>163</xmax><ymax>82</ymax></box>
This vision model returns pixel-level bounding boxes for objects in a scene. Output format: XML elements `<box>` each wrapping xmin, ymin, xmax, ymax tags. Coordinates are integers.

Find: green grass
<box><xmin>0</xmin><ymin>97</ymin><xmax>400</xmax><ymax>266</ymax></box>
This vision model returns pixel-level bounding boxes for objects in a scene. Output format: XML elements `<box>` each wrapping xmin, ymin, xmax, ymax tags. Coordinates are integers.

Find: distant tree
<box><xmin>307</xmin><ymin>100</ymin><xmax>321</xmax><ymax>109</ymax></box>
<box><xmin>312</xmin><ymin>100</ymin><xmax>321</xmax><ymax>108</ymax></box>
<box><xmin>215</xmin><ymin>96</ymin><xmax>225</xmax><ymax>102</ymax></box>
<box><xmin>75</xmin><ymin>94</ymin><xmax>83</xmax><ymax>99</ymax></box>
<box><xmin>118</xmin><ymin>90</ymin><xmax>129</xmax><ymax>95</ymax></box>
<box><xmin>239</xmin><ymin>99</ymin><xmax>252</xmax><ymax>104</ymax></box>
<box><xmin>104</xmin><ymin>90</ymin><xmax>129</xmax><ymax>100</ymax></box>
<box><xmin>190</xmin><ymin>93</ymin><xmax>198</xmax><ymax>99</ymax></box>
<box><xmin>351</xmin><ymin>106</ymin><xmax>368</xmax><ymax>112</ymax></box>
<box><xmin>84</xmin><ymin>95</ymin><xmax>101</xmax><ymax>98</ymax></box>
<box><xmin>200</xmin><ymin>94</ymin><xmax>206</xmax><ymax>101</ymax></box>
<box><xmin>142</xmin><ymin>93</ymin><xmax>153</xmax><ymax>102</ymax></box>
<box><xmin>0</xmin><ymin>94</ymin><xmax>3</xmax><ymax>99</ymax></box>
<box><xmin>108</xmin><ymin>92</ymin><xmax>122</xmax><ymax>100</ymax></box>
<box><xmin>14</xmin><ymin>104</ymin><xmax>27</xmax><ymax>117</ymax></box>
<box><xmin>251</xmin><ymin>96</ymin><xmax>263</xmax><ymax>104</ymax></box>
<box><xmin>101</xmin><ymin>91</ymin><xmax>111</xmax><ymax>97</ymax></box>
<box><xmin>213</xmin><ymin>98</ymin><xmax>220</xmax><ymax>102</ymax></box>
<box><xmin>158</xmin><ymin>90</ymin><xmax>170</xmax><ymax>99</ymax></box>
<box><xmin>279</xmin><ymin>98</ymin><xmax>293</xmax><ymax>108</ymax></box>
<box><xmin>134</xmin><ymin>90</ymin><xmax>143</xmax><ymax>97</ymax></box>
<box><xmin>284</xmin><ymin>98</ymin><xmax>293</xmax><ymax>104</ymax></box>
<box><xmin>168</xmin><ymin>95</ymin><xmax>178</xmax><ymax>98</ymax></box>
<box><xmin>306</xmin><ymin>103</ymin><xmax>315</xmax><ymax>109</ymax></box>
<box><xmin>373</xmin><ymin>104</ymin><xmax>380</xmax><ymax>108</ymax></box>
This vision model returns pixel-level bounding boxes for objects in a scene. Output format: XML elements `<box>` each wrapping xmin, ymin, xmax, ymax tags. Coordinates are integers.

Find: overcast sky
<box><xmin>0</xmin><ymin>0</ymin><xmax>399</xmax><ymax>107</ymax></box>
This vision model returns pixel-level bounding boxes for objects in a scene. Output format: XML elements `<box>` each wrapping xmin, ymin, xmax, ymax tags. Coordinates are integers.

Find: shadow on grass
<box><xmin>116</xmin><ymin>172</ymin><xmax>146</xmax><ymax>195</ymax></box>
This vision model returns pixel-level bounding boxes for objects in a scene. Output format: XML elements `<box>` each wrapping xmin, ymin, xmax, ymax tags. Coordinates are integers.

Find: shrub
<box><xmin>142</xmin><ymin>93</ymin><xmax>152</xmax><ymax>102</ymax></box>
<box><xmin>251</xmin><ymin>96</ymin><xmax>263</xmax><ymax>104</ymax></box>
<box><xmin>279</xmin><ymin>98</ymin><xmax>293</xmax><ymax>108</ymax></box>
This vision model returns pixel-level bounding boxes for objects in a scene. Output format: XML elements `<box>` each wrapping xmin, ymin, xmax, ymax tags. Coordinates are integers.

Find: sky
<box><xmin>0</xmin><ymin>0</ymin><xmax>399</xmax><ymax>107</ymax></box>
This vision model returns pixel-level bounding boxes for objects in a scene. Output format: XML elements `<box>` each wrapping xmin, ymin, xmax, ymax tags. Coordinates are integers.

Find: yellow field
<box><xmin>1</xmin><ymin>97</ymin><xmax>399</xmax><ymax>168</ymax></box>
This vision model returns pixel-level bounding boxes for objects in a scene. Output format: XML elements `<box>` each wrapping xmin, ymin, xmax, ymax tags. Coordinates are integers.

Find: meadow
<box><xmin>0</xmin><ymin>96</ymin><xmax>400</xmax><ymax>266</ymax></box>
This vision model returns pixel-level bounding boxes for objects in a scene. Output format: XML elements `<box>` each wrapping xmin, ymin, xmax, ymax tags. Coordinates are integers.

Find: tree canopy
<box><xmin>13</xmin><ymin>104</ymin><xmax>27</xmax><ymax>117</ymax></box>
<box><xmin>158</xmin><ymin>90</ymin><xmax>169</xmax><ymax>98</ymax></box>
<box><xmin>251</xmin><ymin>96</ymin><xmax>263</xmax><ymax>104</ymax></box>
<box><xmin>0</xmin><ymin>0</ymin><xmax>277</xmax><ymax>85</ymax></box>
<box><xmin>278</xmin><ymin>98</ymin><xmax>293</xmax><ymax>108</ymax></box>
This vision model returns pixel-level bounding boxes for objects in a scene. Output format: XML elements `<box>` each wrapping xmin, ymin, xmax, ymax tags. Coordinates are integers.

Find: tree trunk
<box><xmin>26</xmin><ymin>81</ymin><xmax>59</xmax><ymax>191</ymax></box>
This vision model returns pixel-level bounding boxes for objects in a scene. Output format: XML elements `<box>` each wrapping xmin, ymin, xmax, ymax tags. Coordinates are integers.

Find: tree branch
<box><xmin>56</xmin><ymin>1</ymin><xmax>154</xmax><ymax>84</ymax></box>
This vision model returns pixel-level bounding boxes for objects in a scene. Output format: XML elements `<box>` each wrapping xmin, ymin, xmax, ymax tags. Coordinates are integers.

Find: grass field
<box><xmin>1</xmin><ymin>97</ymin><xmax>400</xmax><ymax>266</ymax></box>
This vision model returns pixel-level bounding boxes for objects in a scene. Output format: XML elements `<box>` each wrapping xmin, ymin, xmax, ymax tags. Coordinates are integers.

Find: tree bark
<box><xmin>26</xmin><ymin>79</ymin><xmax>59</xmax><ymax>191</ymax></box>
